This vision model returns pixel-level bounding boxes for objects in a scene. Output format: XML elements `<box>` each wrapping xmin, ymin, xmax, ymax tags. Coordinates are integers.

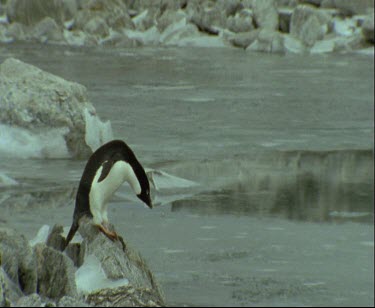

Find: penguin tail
<box><xmin>63</xmin><ymin>221</ymin><xmax>79</xmax><ymax>251</ymax></box>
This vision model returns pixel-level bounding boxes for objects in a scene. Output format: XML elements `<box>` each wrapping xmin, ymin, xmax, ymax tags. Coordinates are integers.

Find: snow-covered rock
<box><xmin>290</xmin><ymin>4</ymin><xmax>331</xmax><ymax>47</ymax></box>
<box><xmin>249</xmin><ymin>0</ymin><xmax>279</xmax><ymax>31</ymax></box>
<box><xmin>0</xmin><ymin>221</ymin><xmax>166</xmax><ymax>307</ymax></box>
<box><xmin>246</xmin><ymin>29</ymin><xmax>284</xmax><ymax>53</ymax></box>
<box><xmin>321</xmin><ymin>0</ymin><xmax>374</xmax><ymax>15</ymax></box>
<box><xmin>0</xmin><ymin>58</ymin><xmax>113</xmax><ymax>159</ymax></box>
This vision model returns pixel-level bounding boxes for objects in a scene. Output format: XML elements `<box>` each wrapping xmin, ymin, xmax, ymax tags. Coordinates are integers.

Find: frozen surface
<box><xmin>0</xmin><ymin>44</ymin><xmax>373</xmax><ymax>306</ymax></box>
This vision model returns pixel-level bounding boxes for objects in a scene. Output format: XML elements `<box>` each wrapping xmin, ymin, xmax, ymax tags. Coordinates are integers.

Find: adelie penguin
<box><xmin>64</xmin><ymin>139</ymin><xmax>152</xmax><ymax>250</ymax></box>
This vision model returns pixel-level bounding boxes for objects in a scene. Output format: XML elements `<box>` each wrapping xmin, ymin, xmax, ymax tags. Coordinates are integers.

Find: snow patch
<box><xmin>84</xmin><ymin>108</ymin><xmax>113</xmax><ymax>152</ymax></box>
<box><xmin>0</xmin><ymin>124</ymin><xmax>70</xmax><ymax>159</ymax></box>
<box><xmin>29</xmin><ymin>225</ymin><xmax>50</xmax><ymax>247</ymax></box>
<box><xmin>145</xmin><ymin>168</ymin><xmax>199</xmax><ymax>191</ymax></box>
<box><xmin>75</xmin><ymin>254</ymin><xmax>129</xmax><ymax>293</ymax></box>
<box><xmin>0</xmin><ymin>172</ymin><xmax>18</xmax><ymax>187</ymax></box>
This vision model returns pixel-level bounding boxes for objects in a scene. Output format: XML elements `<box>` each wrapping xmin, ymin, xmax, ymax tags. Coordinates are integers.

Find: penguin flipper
<box><xmin>98</xmin><ymin>160</ymin><xmax>113</xmax><ymax>182</ymax></box>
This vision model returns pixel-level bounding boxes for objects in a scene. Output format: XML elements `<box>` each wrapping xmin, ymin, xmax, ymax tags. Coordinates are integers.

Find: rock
<box><xmin>0</xmin><ymin>268</ymin><xmax>10</xmax><ymax>307</ymax></box>
<box><xmin>310</xmin><ymin>37</ymin><xmax>335</xmax><ymax>53</ymax></box>
<box><xmin>77</xmin><ymin>218</ymin><xmax>163</xmax><ymax>295</ymax></box>
<box><xmin>227</xmin><ymin>29</ymin><xmax>261</xmax><ymax>48</ymax></box>
<box><xmin>290</xmin><ymin>4</ymin><xmax>331</xmax><ymax>47</ymax></box>
<box><xmin>246</xmin><ymin>29</ymin><xmax>284</xmax><ymax>53</ymax></box>
<box><xmin>278</xmin><ymin>7</ymin><xmax>293</xmax><ymax>33</ymax></box>
<box><xmin>57</xmin><ymin>295</ymin><xmax>89</xmax><ymax>307</ymax></box>
<box><xmin>100</xmin><ymin>31</ymin><xmax>140</xmax><ymax>47</ymax></box>
<box><xmin>332</xmin><ymin>16</ymin><xmax>359</xmax><ymax>37</ymax></box>
<box><xmin>186</xmin><ymin>0</ymin><xmax>227</xmax><ymax>35</ymax></box>
<box><xmin>31</xmin><ymin>16</ymin><xmax>65</xmax><ymax>43</ymax></box>
<box><xmin>34</xmin><ymin>243</ymin><xmax>77</xmax><ymax>300</ymax></box>
<box><xmin>15</xmin><ymin>293</ymin><xmax>44</xmax><ymax>307</ymax></box>
<box><xmin>5</xmin><ymin>22</ymin><xmax>27</xmax><ymax>41</ymax></box>
<box><xmin>333</xmin><ymin>34</ymin><xmax>367</xmax><ymax>52</ymax></box>
<box><xmin>75</xmin><ymin>0</ymin><xmax>134</xmax><ymax>31</ymax></box>
<box><xmin>362</xmin><ymin>13</ymin><xmax>374</xmax><ymax>43</ymax></box>
<box><xmin>248</xmin><ymin>0</ymin><xmax>279</xmax><ymax>30</ymax></box>
<box><xmin>0</xmin><ymin>267</ymin><xmax>24</xmax><ymax>306</ymax></box>
<box><xmin>283</xmin><ymin>33</ymin><xmax>306</xmax><ymax>53</ymax></box>
<box><xmin>83</xmin><ymin>16</ymin><xmax>110</xmax><ymax>37</ymax></box>
<box><xmin>298</xmin><ymin>0</ymin><xmax>323</xmax><ymax>6</ymax></box>
<box><xmin>46</xmin><ymin>225</ymin><xmax>67</xmax><ymax>252</ymax></box>
<box><xmin>227</xmin><ymin>9</ymin><xmax>254</xmax><ymax>33</ymax></box>
<box><xmin>0</xmin><ymin>227</ymin><xmax>37</xmax><ymax>295</ymax></box>
<box><xmin>321</xmin><ymin>0</ymin><xmax>374</xmax><ymax>16</ymax></box>
<box><xmin>0</xmin><ymin>24</ymin><xmax>12</xmax><ymax>43</ymax></box>
<box><xmin>1</xmin><ymin>220</ymin><xmax>165</xmax><ymax>307</ymax></box>
<box><xmin>86</xmin><ymin>285</ymin><xmax>164</xmax><ymax>307</ymax></box>
<box><xmin>132</xmin><ymin>9</ymin><xmax>156</xmax><ymax>31</ymax></box>
<box><xmin>157</xmin><ymin>9</ymin><xmax>186</xmax><ymax>33</ymax></box>
<box><xmin>0</xmin><ymin>58</ymin><xmax>113</xmax><ymax>159</ymax></box>
<box><xmin>6</xmin><ymin>0</ymin><xmax>65</xmax><ymax>26</ymax></box>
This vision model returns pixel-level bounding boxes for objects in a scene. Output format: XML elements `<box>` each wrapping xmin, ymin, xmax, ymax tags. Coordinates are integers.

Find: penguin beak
<box><xmin>138</xmin><ymin>191</ymin><xmax>153</xmax><ymax>209</ymax></box>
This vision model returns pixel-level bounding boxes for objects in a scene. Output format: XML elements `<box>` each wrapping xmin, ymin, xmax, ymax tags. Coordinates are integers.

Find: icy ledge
<box><xmin>1</xmin><ymin>220</ymin><xmax>165</xmax><ymax>307</ymax></box>
<box><xmin>0</xmin><ymin>58</ymin><xmax>113</xmax><ymax>159</ymax></box>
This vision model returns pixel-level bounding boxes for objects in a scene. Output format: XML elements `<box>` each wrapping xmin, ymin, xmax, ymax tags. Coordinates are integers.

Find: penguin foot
<box><xmin>97</xmin><ymin>224</ymin><xmax>119</xmax><ymax>241</ymax></box>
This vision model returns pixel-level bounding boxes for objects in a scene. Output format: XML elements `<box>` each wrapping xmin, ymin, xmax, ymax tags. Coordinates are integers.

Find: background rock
<box><xmin>290</xmin><ymin>4</ymin><xmax>331</xmax><ymax>46</ymax></box>
<box><xmin>321</xmin><ymin>0</ymin><xmax>374</xmax><ymax>15</ymax></box>
<box><xmin>0</xmin><ymin>227</ymin><xmax>37</xmax><ymax>295</ymax></box>
<box><xmin>0</xmin><ymin>58</ymin><xmax>113</xmax><ymax>159</ymax></box>
<box><xmin>6</xmin><ymin>0</ymin><xmax>65</xmax><ymax>26</ymax></box>
<box><xmin>31</xmin><ymin>16</ymin><xmax>65</xmax><ymax>43</ymax></box>
<box><xmin>250</xmin><ymin>0</ymin><xmax>279</xmax><ymax>30</ymax></box>
<box><xmin>0</xmin><ymin>0</ymin><xmax>373</xmax><ymax>53</ymax></box>
<box><xmin>246</xmin><ymin>28</ymin><xmax>284</xmax><ymax>53</ymax></box>
<box><xmin>362</xmin><ymin>12</ymin><xmax>374</xmax><ymax>43</ymax></box>
<box><xmin>227</xmin><ymin>8</ymin><xmax>254</xmax><ymax>33</ymax></box>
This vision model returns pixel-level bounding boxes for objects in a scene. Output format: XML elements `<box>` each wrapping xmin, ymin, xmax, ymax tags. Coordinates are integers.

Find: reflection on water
<box><xmin>170</xmin><ymin>149</ymin><xmax>374</xmax><ymax>223</ymax></box>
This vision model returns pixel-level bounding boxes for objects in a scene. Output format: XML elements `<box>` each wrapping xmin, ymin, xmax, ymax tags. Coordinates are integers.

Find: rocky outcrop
<box><xmin>0</xmin><ymin>58</ymin><xmax>113</xmax><ymax>159</ymax></box>
<box><xmin>0</xmin><ymin>0</ymin><xmax>373</xmax><ymax>53</ymax></box>
<box><xmin>290</xmin><ymin>4</ymin><xmax>331</xmax><ymax>47</ymax></box>
<box><xmin>0</xmin><ymin>219</ymin><xmax>165</xmax><ymax>307</ymax></box>
<box><xmin>0</xmin><ymin>227</ymin><xmax>37</xmax><ymax>295</ymax></box>
<box><xmin>362</xmin><ymin>12</ymin><xmax>374</xmax><ymax>43</ymax></box>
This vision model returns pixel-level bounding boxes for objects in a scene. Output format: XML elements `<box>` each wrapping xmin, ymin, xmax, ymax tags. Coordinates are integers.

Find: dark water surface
<box><xmin>0</xmin><ymin>43</ymin><xmax>374</xmax><ymax>306</ymax></box>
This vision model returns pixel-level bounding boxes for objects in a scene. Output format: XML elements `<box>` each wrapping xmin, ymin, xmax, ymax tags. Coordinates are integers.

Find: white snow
<box><xmin>29</xmin><ymin>225</ymin><xmax>50</xmax><ymax>247</ymax></box>
<box><xmin>145</xmin><ymin>168</ymin><xmax>199</xmax><ymax>191</ymax></box>
<box><xmin>0</xmin><ymin>124</ymin><xmax>70</xmax><ymax>159</ymax></box>
<box><xmin>0</xmin><ymin>172</ymin><xmax>18</xmax><ymax>187</ymax></box>
<box><xmin>75</xmin><ymin>254</ymin><xmax>129</xmax><ymax>293</ymax></box>
<box><xmin>84</xmin><ymin>108</ymin><xmax>113</xmax><ymax>152</ymax></box>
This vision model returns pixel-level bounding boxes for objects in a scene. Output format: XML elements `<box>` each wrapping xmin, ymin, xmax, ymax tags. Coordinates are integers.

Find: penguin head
<box><xmin>137</xmin><ymin>185</ymin><xmax>152</xmax><ymax>208</ymax></box>
<box><xmin>121</xmin><ymin>164</ymin><xmax>152</xmax><ymax>208</ymax></box>
<box><xmin>120</xmin><ymin>143</ymin><xmax>153</xmax><ymax>209</ymax></box>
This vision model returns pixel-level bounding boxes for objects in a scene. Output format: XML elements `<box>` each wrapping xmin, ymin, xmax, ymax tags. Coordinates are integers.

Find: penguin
<box><xmin>64</xmin><ymin>139</ymin><xmax>152</xmax><ymax>249</ymax></box>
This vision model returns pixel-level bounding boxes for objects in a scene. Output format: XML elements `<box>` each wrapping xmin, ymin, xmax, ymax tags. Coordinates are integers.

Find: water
<box><xmin>0</xmin><ymin>43</ymin><xmax>374</xmax><ymax>306</ymax></box>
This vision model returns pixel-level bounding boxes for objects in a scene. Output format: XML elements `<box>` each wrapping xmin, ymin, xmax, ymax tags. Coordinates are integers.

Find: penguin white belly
<box><xmin>89</xmin><ymin>161</ymin><xmax>141</xmax><ymax>225</ymax></box>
